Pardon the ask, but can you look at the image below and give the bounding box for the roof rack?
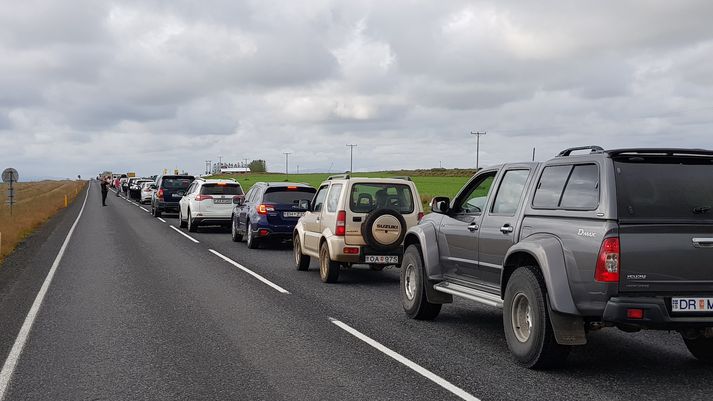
[607,148,713,157]
[391,176,413,181]
[556,146,604,157]
[327,174,350,180]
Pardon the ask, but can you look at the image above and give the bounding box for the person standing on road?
[100,178,109,206]
[114,177,121,197]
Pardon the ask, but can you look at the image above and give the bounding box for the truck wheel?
[231,216,243,242]
[294,236,310,271]
[683,335,713,363]
[400,245,441,320]
[503,266,570,369]
[319,242,339,283]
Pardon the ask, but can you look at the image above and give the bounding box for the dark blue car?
[231,182,316,248]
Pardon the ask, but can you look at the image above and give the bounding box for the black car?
[231,182,316,248]
[151,174,195,217]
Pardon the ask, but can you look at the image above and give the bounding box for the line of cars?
[109,146,713,369]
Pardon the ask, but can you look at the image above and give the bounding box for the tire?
[293,235,310,271]
[503,267,570,369]
[153,204,162,218]
[319,242,339,283]
[683,335,713,363]
[187,209,197,232]
[231,216,243,242]
[400,245,441,320]
[179,207,187,228]
[361,208,407,252]
[246,221,259,249]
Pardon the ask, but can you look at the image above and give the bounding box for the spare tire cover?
[362,208,407,251]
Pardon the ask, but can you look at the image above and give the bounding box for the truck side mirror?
[430,196,450,214]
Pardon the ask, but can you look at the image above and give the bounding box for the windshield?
[614,156,713,222]
[349,183,414,214]
[201,184,243,195]
[162,178,193,189]
[263,187,316,204]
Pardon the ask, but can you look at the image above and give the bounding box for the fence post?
[64,195,68,208]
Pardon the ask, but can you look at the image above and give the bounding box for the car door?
[237,188,253,229]
[438,170,498,278]
[239,187,258,231]
[477,168,533,284]
[181,183,196,219]
[302,184,329,254]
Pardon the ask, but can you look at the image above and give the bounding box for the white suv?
[179,179,244,232]
[293,175,423,283]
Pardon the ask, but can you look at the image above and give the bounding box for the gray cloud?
[1,0,713,180]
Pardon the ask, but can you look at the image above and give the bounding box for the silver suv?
[293,175,423,283]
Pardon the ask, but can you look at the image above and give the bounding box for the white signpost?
[2,168,18,216]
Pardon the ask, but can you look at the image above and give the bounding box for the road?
[0,181,710,400]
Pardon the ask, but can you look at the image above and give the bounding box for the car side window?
[454,172,496,215]
[312,185,329,213]
[532,165,571,208]
[491,169,530,216]
[532,164,599,210]
[326,184,343,213]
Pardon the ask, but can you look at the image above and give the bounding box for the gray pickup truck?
[400,146,713,368]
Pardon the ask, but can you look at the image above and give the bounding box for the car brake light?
[195,195,214,201]
[217,182,227,186]
[258,229,269,236]
[257,204,275,215]
[287,186,297,190]
[417,212,424,222]
[336,210,346,236]
[627,308,644,319]
[595,237,620,282]
[343,246,359,254]
[157,188,164,199]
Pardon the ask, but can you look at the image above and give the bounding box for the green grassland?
[209,170,474,208]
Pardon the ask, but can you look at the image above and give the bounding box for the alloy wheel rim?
[404,263,417,301]
[320,249,327,279]
[511,292,533,343]
[294,239,301,265]
[247,223,252,246]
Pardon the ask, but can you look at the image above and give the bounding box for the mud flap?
[547,299,587,345]
[426,281,453,304]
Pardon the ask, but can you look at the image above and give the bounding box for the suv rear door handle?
[467,223,479,232]
[500,224,514,234]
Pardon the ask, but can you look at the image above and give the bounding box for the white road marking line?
[0,184,91,401]
[157,217,167,223]
[140,207,149,213]
[328,318,480,401]
[169,225,199,243]
[209,249,290,294]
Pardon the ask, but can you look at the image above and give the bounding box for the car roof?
[199,179,241,185]
[319,177,419,185]
[255,182,314,188]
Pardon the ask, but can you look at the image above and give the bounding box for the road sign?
[2,168,18,183]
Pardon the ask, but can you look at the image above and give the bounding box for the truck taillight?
[417,212,424,222]
[336,210,346,236]
[595,237,620,282]
[157,188,164,199]
[195,195,213,201]
[257,204,275,215]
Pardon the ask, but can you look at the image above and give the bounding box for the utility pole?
[470,132,486,170]
[244,158,248,168]
[218,155,223,167]
[284,152,291,180]
[346,144,357,173]
[532,147,536,161]
[205,160,211,175]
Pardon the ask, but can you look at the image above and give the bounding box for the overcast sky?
[1,0,712,180]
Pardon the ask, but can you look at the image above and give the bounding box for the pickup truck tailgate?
[619,224,713,293]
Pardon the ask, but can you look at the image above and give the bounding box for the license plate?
[283,211,305,218]
[214,198,231,204]
[364,255,399,264]
[672,297,713,312]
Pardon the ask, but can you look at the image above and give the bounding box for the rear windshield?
[614,156,713,222]
[263,187,316,204]
[349,183,414,214]
[201,183,243,195]
[162,177,193,189]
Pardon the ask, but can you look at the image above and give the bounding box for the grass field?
[0,180,87,263]
[209,170,474,208]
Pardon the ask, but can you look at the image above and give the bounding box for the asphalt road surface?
[0,181,711,400]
